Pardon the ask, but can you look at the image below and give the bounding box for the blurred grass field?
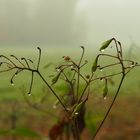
[0,46,140,99]
[0,46,140,140]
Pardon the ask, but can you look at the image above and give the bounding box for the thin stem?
[37,71,68,111]
[117,41,123,58]
[61,70,70,83]
[0,55,16,66]
[91,75,125,140]
[21,57,30,68]
[97,53,118,59]
[37,47,41,70]
[80,60,88,68]
[0,67,15,73]
[91,72,122,82]
[113,38,120,55]
[74,118,80,140]
[22,91,58,118]
[76,47,85,101]
[28,71,34,95]
[10,55,25,67]
[10,69,23,85]
[1,61,14,68]
[71,69,88,83]
[78,46,85,66]
[70,60,78,82]
[76,67,80,101]
[78,83,89,103]
[100,62,120,69]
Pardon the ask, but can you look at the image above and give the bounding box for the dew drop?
[11,83,14,86]
[99,68,103,72]
[130,64,134,68]
[100,49,104,52]
[103,97,107,100]
[56,68,60,72]
[71,65,74,68]
[74,112,79,115]
[28,93,31,96]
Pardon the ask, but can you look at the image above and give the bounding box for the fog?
[0,0,140,47]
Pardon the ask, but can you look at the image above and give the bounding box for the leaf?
[99,38,114,51]
[91,57,98,73]
[52,73,61,85]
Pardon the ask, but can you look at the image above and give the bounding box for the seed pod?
[99,38,114,52]
[52,72,61,85]
[91,57,98,73]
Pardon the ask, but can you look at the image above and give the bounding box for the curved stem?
[37,47,41,70]
[76,67,80,101]
[21,57,30,68]
[91,75,125,140]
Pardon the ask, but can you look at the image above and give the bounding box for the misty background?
[0,0,140,47]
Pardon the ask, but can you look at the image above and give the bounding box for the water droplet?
[130,64,134,68]
[100,49,104,52]
[11,83,14,86]
[28,93,31,96]
[74,112,79,115]
[103,97,107,100]
[71,65,74,68]
[56,68,60,72]
[99,68,103,72]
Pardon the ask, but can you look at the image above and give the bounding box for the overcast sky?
[0,0,140,47]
